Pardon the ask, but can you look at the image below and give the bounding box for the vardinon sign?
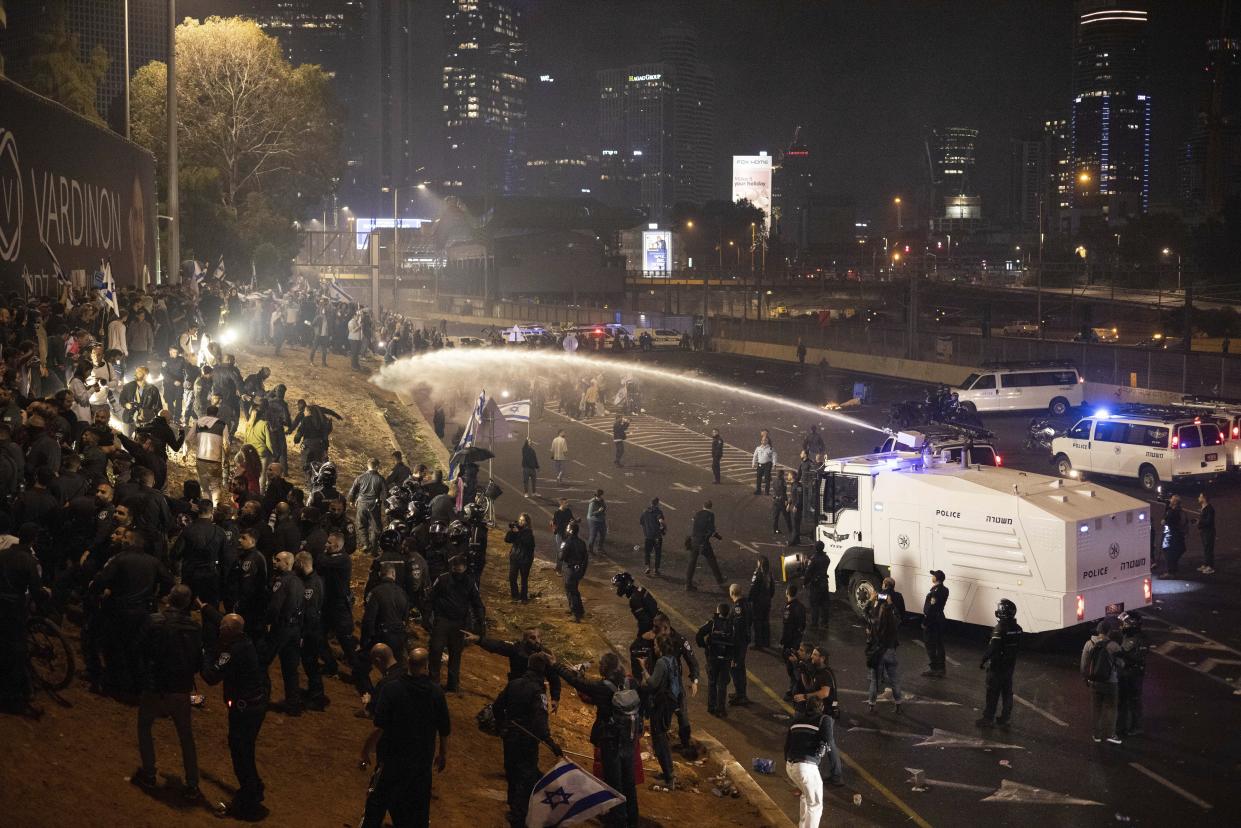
[0,77,157,290]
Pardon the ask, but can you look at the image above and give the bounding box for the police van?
[813,451,1151,632]
[1050,405,1227,492]
[877,425,1001,467]
[956,360,1084,416]
[1179,396,1241,470]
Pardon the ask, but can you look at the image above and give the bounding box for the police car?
[877,424,1001,467]
[1050,405,1227,492]
[957,360,1084,416]
[1178,396,1241,470]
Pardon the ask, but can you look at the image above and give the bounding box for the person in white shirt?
[107,309,129,362]
[550,430,569,483]
[752,431,777,495]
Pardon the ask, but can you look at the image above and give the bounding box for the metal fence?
[712,316,1241,396]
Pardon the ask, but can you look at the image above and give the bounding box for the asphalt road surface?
[422,334,1241,826]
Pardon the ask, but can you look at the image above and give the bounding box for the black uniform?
[361,672,451,828]
[0,543,41,706]
[228,548,269,640]
[803,551,830,629]
[729,597,752,702]
[359,580,410,695]
[263,569,306,710]
[695,613,735,717]
[93,550,174,694]
[686,508,724,588]
[710,434,725,483]
[174,517,227,607]
[665,627,700,749]
[494,669,560,826]
[297,569,327,706]
[465,520,488,586]
[922,583,949,674]
[557,534,588,620]
[201,606,268,817]
[1117,628,1147,736]
[316,546,358,682]
[428,570,485,691]
[639,504,666,573]
[627,586,659,635]
[781,597,808,696]
[980,617,1022,723]
[477,637,562,705]
[748,567,776,648]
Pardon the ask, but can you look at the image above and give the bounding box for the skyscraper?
[597,66,675,219]
[1179,35,1241,217]
[441,0,527,199]
[0,0,169,131]
[1043,115,1073,234]
[926,126,981,232]
[1071,1,1151,220]
[1008,136,1045,231]
[776,127,814,252]
[597,26,715,220]
[660,26,716,207]
[523,71,598,199]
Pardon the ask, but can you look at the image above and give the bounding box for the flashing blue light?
[1079,525,1089,533]
[1093,408,1110,419]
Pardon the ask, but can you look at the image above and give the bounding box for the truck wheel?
[1049,397,1070,417]
[1055,454,1073,478]
[847,572,881,619]
[1138,464,1160,492]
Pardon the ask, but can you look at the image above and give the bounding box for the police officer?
[728,583,753,706]
[710,428,725,484]
[781,584,808,701]
[364,530,418,603]
[0,527,43,714]
[321,497,357,556]
[685,500,725,592]
[428,555,486,692]
[651,612,699,754]
[1117,611,1147,737]
[976,598,1022,728]
[555,521,588,622]
[612,570,659,635]
[465,628,562,712]
[92,532,175,695]
[293,551,329,711]
[463,501,489,587]
[921,570,949,678]
[359,563,410,698]
[494,652,562,826]
[802,542,830,630]
[316,530,359,684]
[173,500,227,609]
[200,609,268,820]
[263,551,306,715]
[227,528,268,641]
[639,497,666,576]
[695,602,735,719]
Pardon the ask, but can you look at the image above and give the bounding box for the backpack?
[708,618,734,662]
[603,678,642,743]
[653,655,682,708]
[1082,640,1113,683]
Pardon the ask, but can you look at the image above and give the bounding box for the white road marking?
[1013,694,1069,727]
[572,459,587,467]
[660,501,678,511]
[625,484,643,494]
[982,780,1102,806]
[597,471,612,479]
[672,482,702,493]
[1129,763,1213,810]
[914,728,1024,750]
[838,689,960,706]
[732,540,760,554]
[1143,615,1241,691]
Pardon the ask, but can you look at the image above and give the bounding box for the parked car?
[1002,320,1039,337]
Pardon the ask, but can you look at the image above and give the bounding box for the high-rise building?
[1071,1,1151,220]
[776,127,814,252]
[0,0,169,132]
[660,26,715,207]
[597,65,674,219]
[597,26,715,220]
[523,71,598,198]
[1008,136,1045,230]
[1043,116,1073,233]
[441,0,527,199]
[926,126,981,232]
[1179,35,1241,217]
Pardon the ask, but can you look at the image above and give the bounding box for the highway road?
[408,336,1241,826]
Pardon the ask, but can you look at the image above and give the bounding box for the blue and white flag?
[99,259,119,318]
[326,279,353,304]
[211,255,226,281]
[41,237,69,285]
[525,760,624,827]
[449,390,487,480]
[498,399,531,423]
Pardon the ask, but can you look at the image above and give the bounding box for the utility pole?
[166,0,179,283]
[123,0,131,140]
[1036,192,1044,339]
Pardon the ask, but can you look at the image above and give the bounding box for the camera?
[876,592,890,602]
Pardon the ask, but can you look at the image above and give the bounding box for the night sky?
[524,0,1229,223]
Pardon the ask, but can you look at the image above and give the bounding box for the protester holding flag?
[551,652,638,827]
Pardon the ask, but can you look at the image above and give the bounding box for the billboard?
[0,77,157,289]
[642,230,671,273]
[732,154,773,232]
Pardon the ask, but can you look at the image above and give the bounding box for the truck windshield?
[961,373,980,390]
[823,472,858,523]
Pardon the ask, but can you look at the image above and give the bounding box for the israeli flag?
[211,255,226,281]
[41,238,69,285]
[449,390,487,480]
[499,399,531,423]
[99,260,120,318]
[525,760,624,827]
[327,279,353,304]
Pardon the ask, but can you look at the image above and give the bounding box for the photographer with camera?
[505,513,535,602]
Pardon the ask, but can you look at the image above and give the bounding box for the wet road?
[419,336,1241,826]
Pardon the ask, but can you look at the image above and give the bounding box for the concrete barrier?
[710,337,973,386]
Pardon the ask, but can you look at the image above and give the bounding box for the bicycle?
[26,608,76,692]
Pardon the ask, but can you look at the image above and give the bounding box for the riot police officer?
[463,502,489,587]
[263,552,306,715]
[695,603,735,719]
[1117,611,1147,737]
[358,564,410,698]
[227,528,268,641]
[612,571,659,635]
[802,542,830,630]
[976,598,1022,727]
[921,570,949,677]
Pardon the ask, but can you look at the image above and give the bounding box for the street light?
[381,186,399,307]
[894,196,903,231]
[1077,171,1092,185]
[1162,247,1183,291]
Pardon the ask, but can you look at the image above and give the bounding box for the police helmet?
[1118,610,1142,631]
[313,461,337,488]
[462,503,480,523]
[611,571,635,597]
[379,529,402,553]
[995,598,1017,621]
[428,520,449,542]
[447,519,469,542]
[386,495,406,513]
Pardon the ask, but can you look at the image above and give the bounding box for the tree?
[21,0,109,124]
[1,0,8,75]
[131,16,342,281]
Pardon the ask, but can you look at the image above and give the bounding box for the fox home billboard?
[731,154,772,233]
[0,77,157,289]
